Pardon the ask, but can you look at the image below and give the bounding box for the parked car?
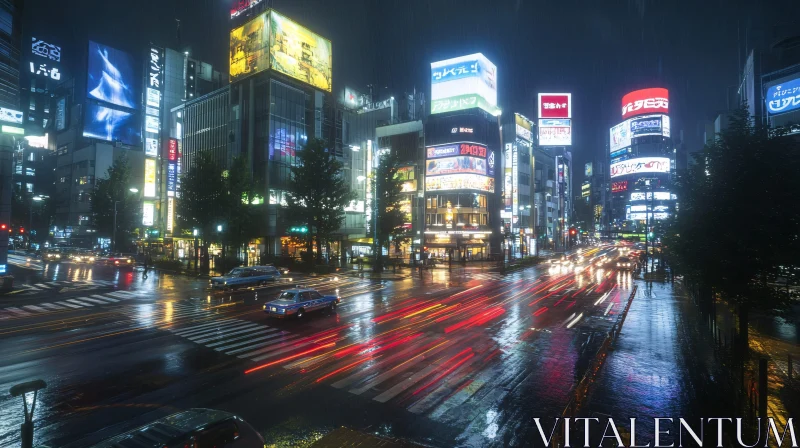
[88,408,264,448]
[263,288,340,319]
[210,265,281,290]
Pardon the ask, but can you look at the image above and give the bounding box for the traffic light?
[19,227,24,234]
[569,228,577,236]
[0,223,6,231]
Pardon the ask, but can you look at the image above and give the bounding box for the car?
[616,256,636,271]
[71,249,97,263]
[100,253,135,267]
[263,288,340,319]
[87,408,263,448]
[210,265,281,290]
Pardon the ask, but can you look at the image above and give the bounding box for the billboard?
[142,202,154,226]
[609,120,631,152]
[630,191,671,201]
[87,41,138,110]
[425,174,494,193]
[538,119,572,146]
[585,162,593,177]
[581,181,590,198]
[430,53,498,115]
[82,102,141,145]
[766,77,800,115]
[144,158,156,197]
[538,93,571,119]
[229,10,332,92]
[0,107,23,124]
[167,162,177,197]
[621,88,668,119]
[630,114,670,138]
[426,143,487,159]
[610,157,670,178]
[55,97,67,131]
[145,138,158,157]
[611,180,628,193]
[426,156,487,176]
[515,113,533,142]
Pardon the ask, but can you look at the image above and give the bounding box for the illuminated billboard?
[585,162,593,177]
[0,107,23,124]
[83,102,141,145]
[430,53,498,115]
[515,113,533,142]
[425,174,494,193]
[426,156,487,176]
[766,77,800,115]
[610,157,670,178]
[230,10,332,92]
[538,93,571,119]
[630,114,670,138]
[142,202,154,226]
[611,181,628,193]
[631,191,672,201]
[144,158,156,197]
[87,41,138,110]
[538,119,572,146]
[426,143,487,159]
[621,88,668,119]
[609,120,631,152]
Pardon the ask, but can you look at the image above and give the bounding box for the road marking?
[39,303,65,310]
[56,301,81,308]
[66,298,94,307]
[209,329,282,350]
[180,321,254,339]
[191,324,266,344]
[22,305,48,312]
[5,307,32,316]
[80,297,114,305]
[172,319,239,336]
[108,290,136,297]
[91,294,119,302]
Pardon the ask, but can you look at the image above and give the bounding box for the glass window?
[25,183,33,193]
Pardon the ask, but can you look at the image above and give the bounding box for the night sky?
[27,0,794,171]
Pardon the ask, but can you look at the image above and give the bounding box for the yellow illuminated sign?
[230,10,332,92]
[144,158,156,197]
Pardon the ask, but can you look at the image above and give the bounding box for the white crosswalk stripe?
[5,307,32,316]
[22,305,47,312]
[168,318,299,362]
[39,303,65,310]
[91,294,119,302]
[56,301,82,308]
[67,298,94,306]
[79,297,114,304]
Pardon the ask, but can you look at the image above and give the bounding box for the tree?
[177,152,227,268]
[226,155,260,256]
[90,154,137,251]
[372,151,406,272]
[285,138,354,266]
[669,105,800,349]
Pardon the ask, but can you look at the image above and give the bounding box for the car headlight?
[263,305,267,310]
[127,259,131,263]
[56,254,61,259]
[279,308,285,314]
[223,281,227,285]
[89,257,95,262]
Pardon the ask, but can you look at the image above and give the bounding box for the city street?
[0,247,636,447]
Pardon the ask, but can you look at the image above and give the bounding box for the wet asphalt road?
[0,247,636,448]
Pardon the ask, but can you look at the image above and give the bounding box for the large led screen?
[425,174,494,193]
[766,77,800,116]
[431,53,498,115]
[269,10,332,92]
[82,102,141,145]
[609,120,631,153]
[426,156,486,176]
[230,11,332,92]
[610,157,670,178]
[87,41,138,110]
[621,88,668,120]
[538,119,572,146]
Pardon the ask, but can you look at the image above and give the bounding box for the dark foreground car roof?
[89,408,236,448]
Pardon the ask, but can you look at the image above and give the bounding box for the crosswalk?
[168,318,300,362]
[468,272,507,281]
[0,289,139,319]
[16,279,116,292]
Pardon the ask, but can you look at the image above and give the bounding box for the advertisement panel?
[629,114,670,137]
[585,162,593,177]
[611,180,628,193]
[426,143,487,159]
[167,138,178,161]
[538,93,571,119]
[229,11,332,92]
[487,150,496,177]
[142,202,154,226]
[83,102,141,145]
[144,158,156,197]
[0,107,23,124]
[609,120,631,152]
[425,174,494,193]
[515,113,533,142]
[766,77,800,115]
[630,191,671,201]
[581,181,591,198]
[538,119,572,146]
[627,212,669,221]
[621,88,668,119]
[610,157,670,178]
[268,10,332,92]
[145,138,158,157]
[167,162,177,197]
[504,144,512,211]
[166,197,175,232]
[87,41,138,110]
[55,97,66,131]
[430,53,498,115]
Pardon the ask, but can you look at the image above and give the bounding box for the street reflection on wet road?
[0,248,644,447]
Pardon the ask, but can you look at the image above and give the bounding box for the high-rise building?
[501,113,535,257]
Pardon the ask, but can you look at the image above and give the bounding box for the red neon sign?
[621,88,669,119]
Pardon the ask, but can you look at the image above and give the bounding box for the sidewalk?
[582,280,734,444]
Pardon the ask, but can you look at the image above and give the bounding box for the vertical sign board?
[143,45,164,228]
[166,197,175,232]
[167,138,178,197]
[512,144,518,224]
[504,143,512,214]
